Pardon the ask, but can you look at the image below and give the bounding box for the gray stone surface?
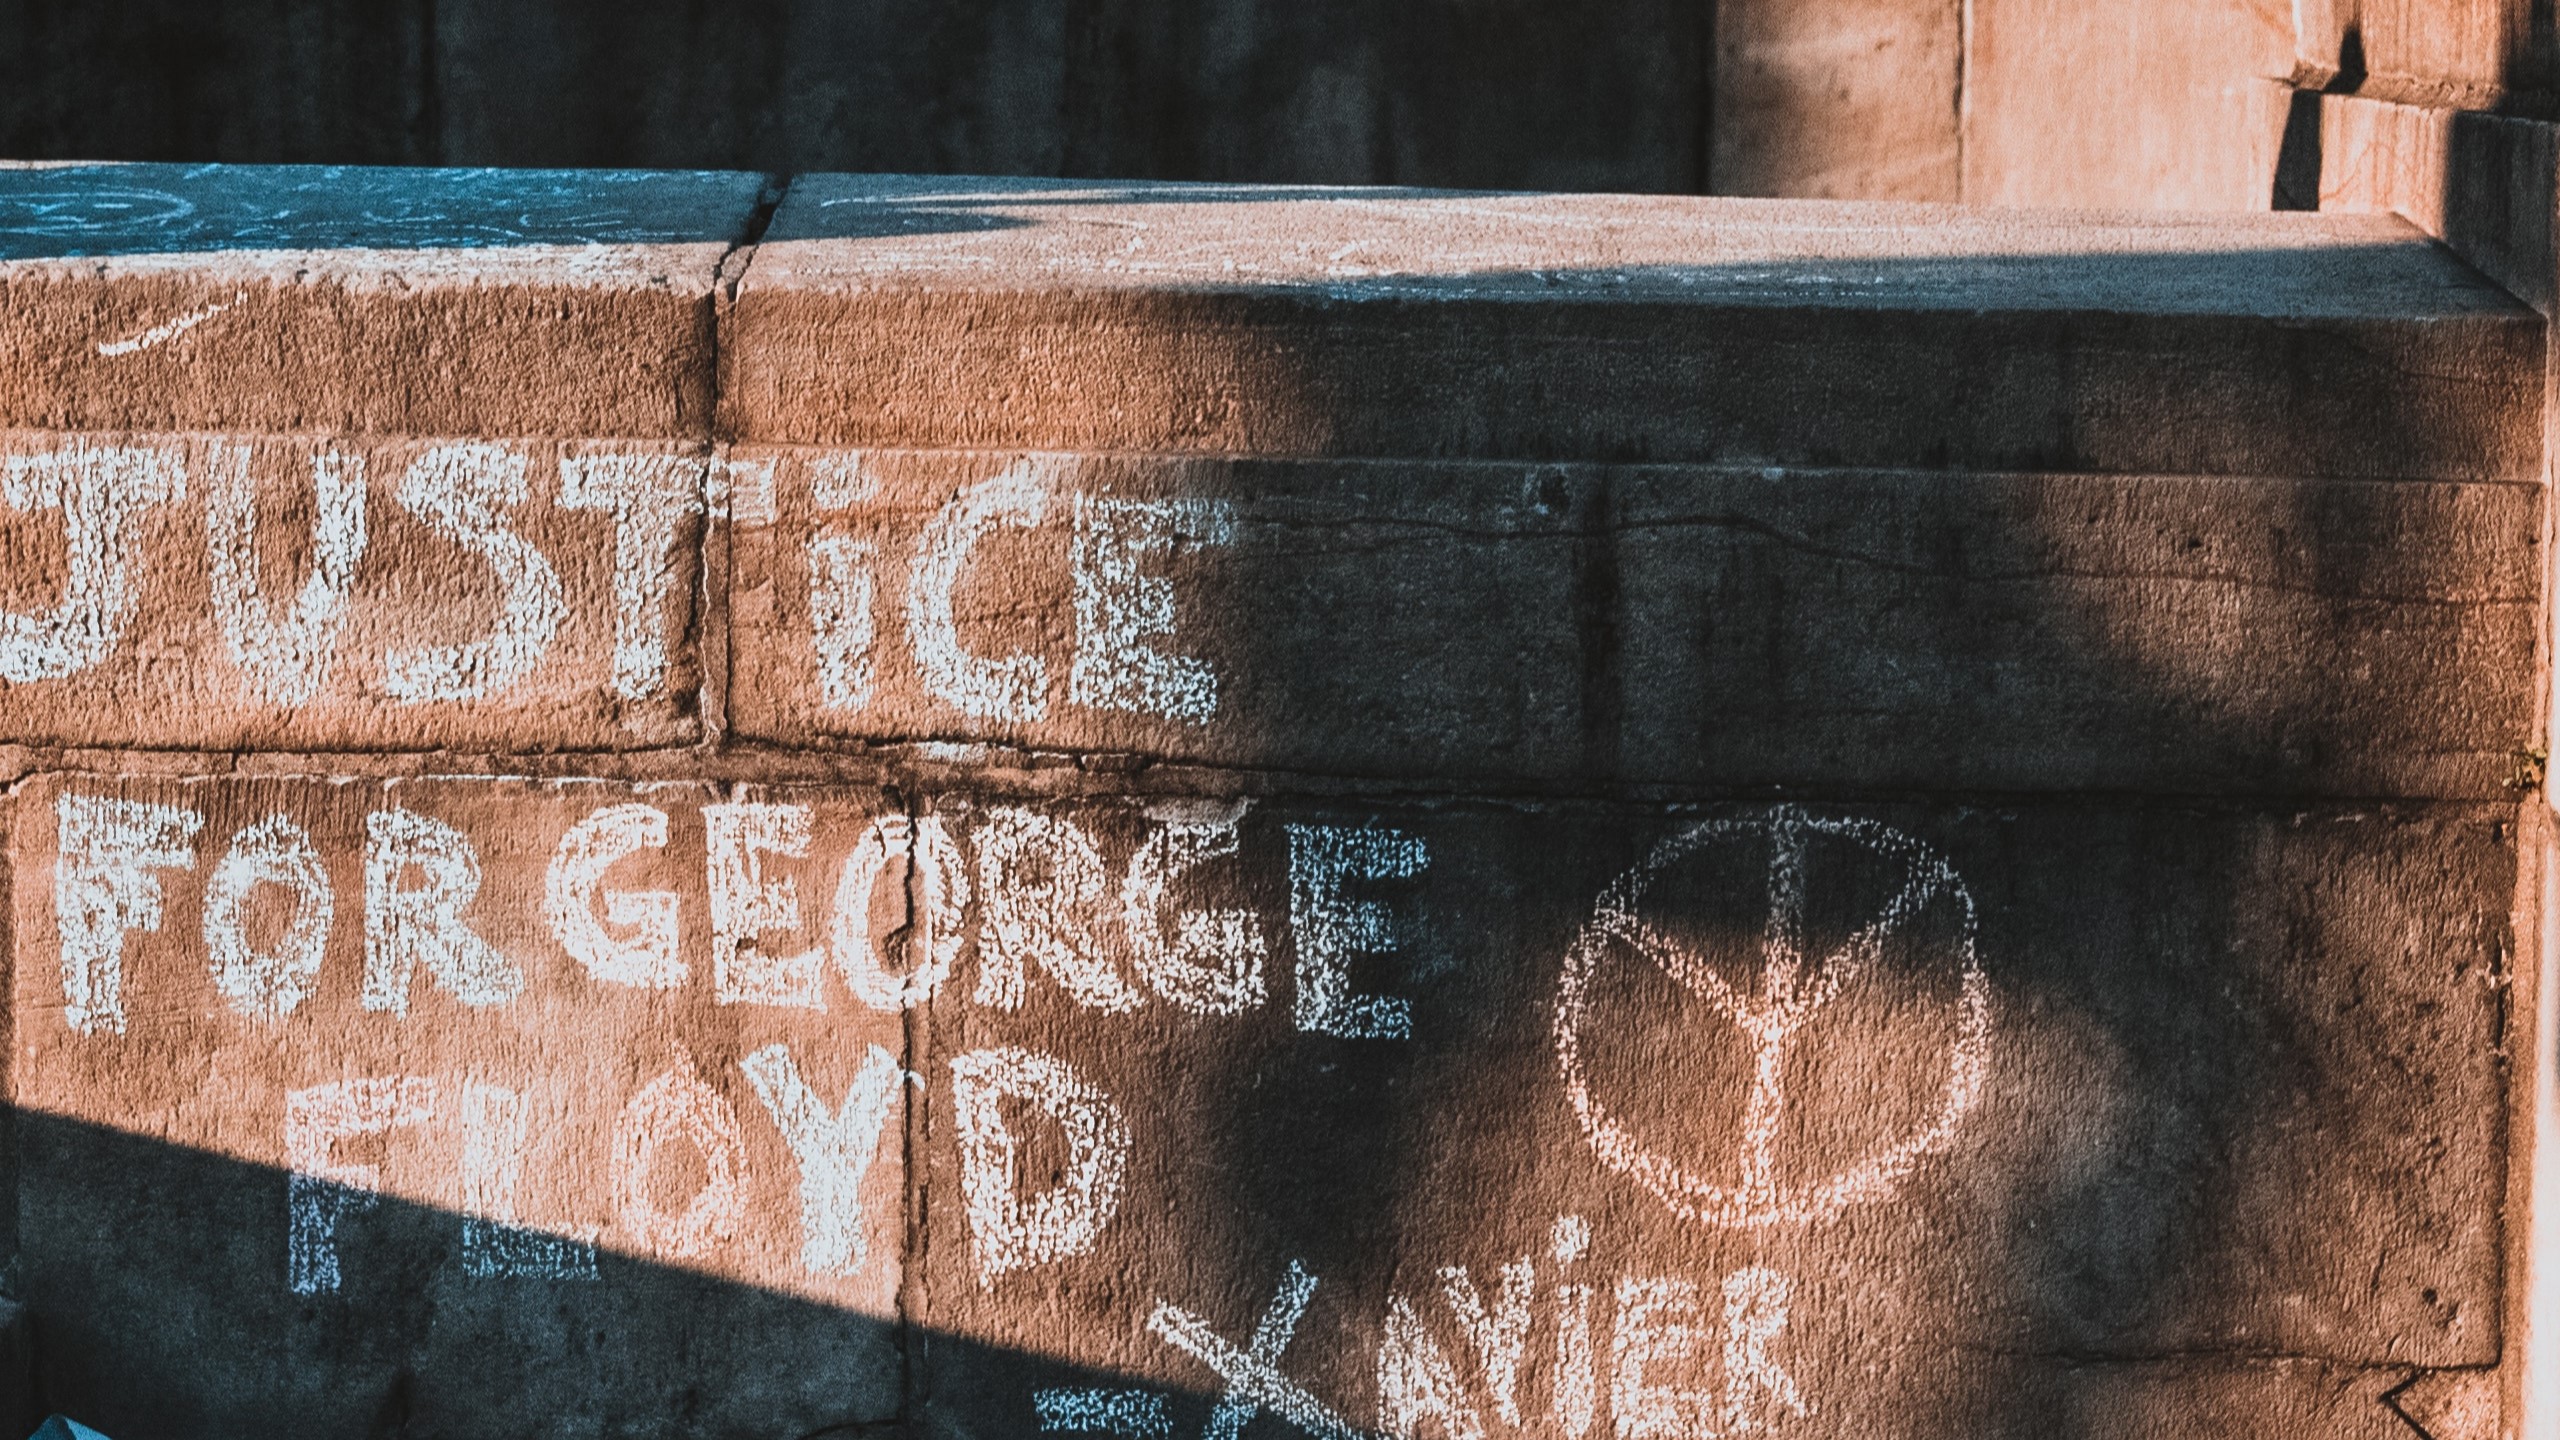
[0,163,766,436]
[728,178,2542,477]
[0,163,765,260]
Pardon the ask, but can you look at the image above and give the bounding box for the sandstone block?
[0,432,709,751]
[5,777,2507,1436]
[727,446,2536,798]
[725,178,2541,480]
[0,163,765,436]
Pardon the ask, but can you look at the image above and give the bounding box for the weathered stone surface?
[2289,0,2534,110]
[2308,93,2557,316]
[0,431,704,751]
[1989,1358,2442,1440]
[890,793,2505,1433]
[1963,0,2297,212]
[726,177,2542,479]
[1713,0,1960,200]
[0,159,2534,1440]
[2391,1364,2502,1440]
[0,163,764,436]
[10,773,904,1437]
[4,775,2508,1435]
[727,446,2535,798]
[0,1300,26,1438]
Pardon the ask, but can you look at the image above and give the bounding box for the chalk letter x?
[1148,1260,1370,1440]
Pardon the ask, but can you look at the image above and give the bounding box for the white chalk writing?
[54,793,201,1036]
[1555,808,1990,1229]
[952,1044,1131,1285]
[740,1041,908,1277]
[808,534,879,711]
[975,806,1146,1013]
[1069,495,1232,723]
[1379,1293,1487,1440]
[203,812,332,1022]
[1287,825,1425,1039]
[286,1075,437,1295]
[705,802,826,1009]
[1151,1260,1362,1440]
[557,451,702,702]
[1439,1259,1535,1427]
[0,442,182,682]
[806,450,881,712]
[612,1066,748,1261]
[460,1080,600,1280]
[909,457,1059,721]
[828,812,969,1010]
[381,443,566,703]
[205,443,366,705]
[546,802,684,989]
[1124,811,1266,1015]
[1037,1389,1174,1439]
[362,806,524,1015]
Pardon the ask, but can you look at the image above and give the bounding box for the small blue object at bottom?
[1034,1387,1173,1439]
[30,1417,110,1440]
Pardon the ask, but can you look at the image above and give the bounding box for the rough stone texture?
[902,794,2506,1436]
[0,1301,26,1437]
[2390,1364,2502,1440]
[2306,93,2558,314]
[1963,0,2298,211]
[0,432,703,751]
[727,178,2542,478]
[0,163,2536,1440]
[728,446,2537,799]
[1712,0,1960,200]
[2289,0,2539,110]
[9,773,904,1438]
[0,163,765,436]
[0,777,2512,1436]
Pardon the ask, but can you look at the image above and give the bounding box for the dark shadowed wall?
[0,0,1711,192]
[40,0,2536,209]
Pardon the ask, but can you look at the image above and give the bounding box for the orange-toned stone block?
[11,773,905,1435]
[724,445,2536,800]
[0,164,764,437]
[0,432,706,750]
[724,177,2541,483]
[3,776,2510,1437]
[886,795,2503,1438]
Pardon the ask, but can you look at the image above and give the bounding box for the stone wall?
[0,162,2542,1439]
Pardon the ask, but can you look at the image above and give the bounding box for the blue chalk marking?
[1034,1388,1172,1439]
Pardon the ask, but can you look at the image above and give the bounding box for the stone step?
[727,449,2536,799]
[0,163,766,437]
[9,773,2506,1438]
[727,176,2542,480]
[0,164,2540,796]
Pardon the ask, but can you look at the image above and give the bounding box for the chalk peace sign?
[1553,808,1992,1230]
